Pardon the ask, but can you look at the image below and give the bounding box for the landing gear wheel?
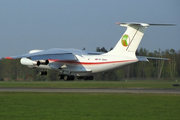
[88,76,93,80]
[69,75,75,81]
[63,75,75,81]
[39,71,47,76]
[77,76,93,80]
[64,75,69,81]
[58,74,65,80]
[43,71,47,75]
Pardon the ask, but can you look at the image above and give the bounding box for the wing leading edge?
[6,48,77,61]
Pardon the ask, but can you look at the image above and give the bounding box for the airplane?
[5,22,174,80]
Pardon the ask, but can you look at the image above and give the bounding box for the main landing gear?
[39,71,47,75]
[58,74,75,81]
[58,74,93,81]
[76,76,93,80]
[39,71,94,81]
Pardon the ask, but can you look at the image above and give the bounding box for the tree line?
[0,47,180,81]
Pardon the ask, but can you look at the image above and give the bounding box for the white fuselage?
[28,52,138,76]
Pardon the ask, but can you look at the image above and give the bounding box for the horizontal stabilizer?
[145,57,170,60]
[137,56,170,62]
[116,22,176,27]
[137,56,149,62]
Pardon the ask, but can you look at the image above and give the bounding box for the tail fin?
[108,22,149,54]
[108,22,175,55]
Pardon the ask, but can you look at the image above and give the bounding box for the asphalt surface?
[0,88,180,94]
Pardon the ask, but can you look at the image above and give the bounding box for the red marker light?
[5,57,13,59]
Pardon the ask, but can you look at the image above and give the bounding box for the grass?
[0,80,180,89]
[0,92,180,120]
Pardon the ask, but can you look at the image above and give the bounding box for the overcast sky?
[0,0,179,58]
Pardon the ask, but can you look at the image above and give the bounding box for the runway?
[0,88,180,94]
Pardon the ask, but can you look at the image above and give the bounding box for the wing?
[86,51,104,55]
[137,56,170,62]
[5,48,77,61]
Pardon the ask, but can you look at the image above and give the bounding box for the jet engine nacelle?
[29,49,43,54]
[20,58,49,67]
[20,58,37,66]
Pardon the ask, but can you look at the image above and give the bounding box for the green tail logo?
[121,35,129,47]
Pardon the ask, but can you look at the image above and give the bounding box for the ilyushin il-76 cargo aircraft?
[6,22,174,80]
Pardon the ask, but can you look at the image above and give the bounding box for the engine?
[29,49,43,54]
[20,58,37,66]
[36,60,49,66]
[20,58,49,67]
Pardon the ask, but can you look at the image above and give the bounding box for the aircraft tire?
[84,76,93,80]
[64,75,75,81]
[44,71,47,75]
[39,71,47,76]
[58,74,65,80]
[69,75,75,81]
[89,76,93,80]
[77,76,83,79]
[64,75,69,81]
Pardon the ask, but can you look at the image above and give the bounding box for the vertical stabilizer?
[108,23,149,54]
